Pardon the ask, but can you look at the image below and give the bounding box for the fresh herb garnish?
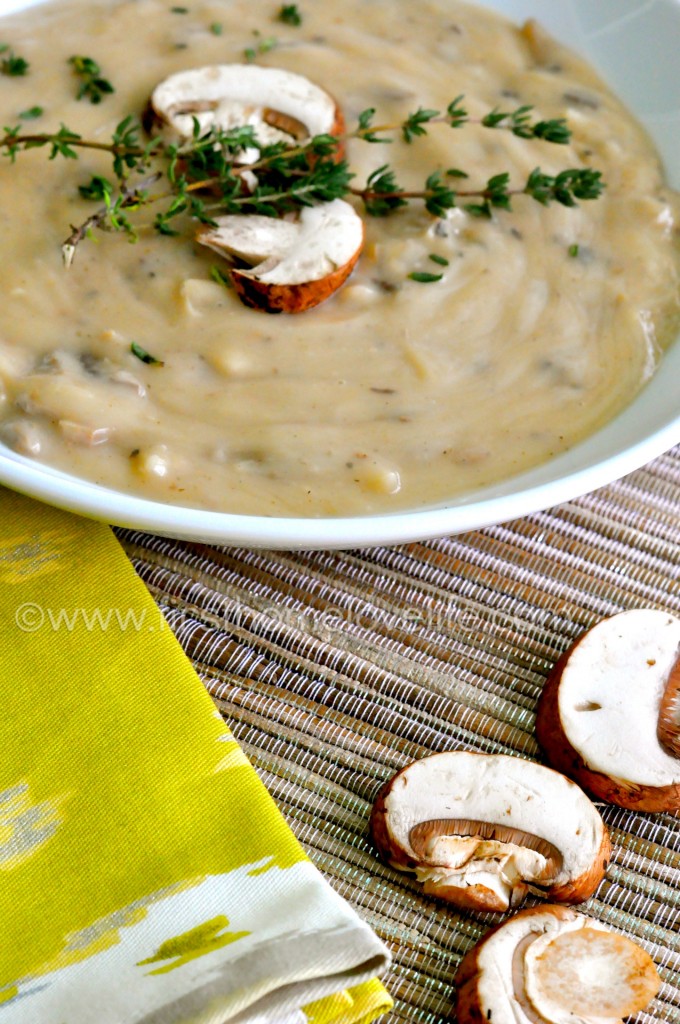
[0,96,605,268]
[402,107,439,144]
[278,4,302,26]
[361,165,407,217]
[408,271,443,284]
[170,5,189,12]
[78,174,114,201]
[210,264,232,289]
[19,106,43,120]
[1,47,29,77]
[131,341,164,365]
[68,55,114,104]
[429,253,449,266]
[524,167,603,205]
[244,33,278,62]
[568,243,579,258]
[210,22,223,35]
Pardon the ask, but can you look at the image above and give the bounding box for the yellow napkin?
[0,489,392,1024]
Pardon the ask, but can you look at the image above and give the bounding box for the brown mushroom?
[146,64,345,157]
[196,200,364,313]
[369,751,610,914]
[455,905,661,1024]
[535,609,680,812]
[658,643,680,758]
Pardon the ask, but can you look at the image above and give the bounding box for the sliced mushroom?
[369,751,610,913]
[0,419,44,457]
[455,905,660,1024]
[146,64,344,157]
[110,370,147,397]
[535,609,680,812]
[58,420,112,447]
[659,648,680,758]
[196,199,365,313]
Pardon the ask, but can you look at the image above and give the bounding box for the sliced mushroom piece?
[146,64,344,157]
[455,905,661,1024]
[369,751,610,913]
[196,199,364,313]
[109,370,147,397]
[58,420,112,447]
[535,609,680,812]
[659,648,680,758]
[0,419,44,457]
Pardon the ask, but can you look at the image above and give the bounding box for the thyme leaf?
[361,165,407,216]
[78,174,114,200]
[210,264,232,288]
[446,95,468,127]
[278,4,302,26]
[409,271,443,283]
[49,125,82,160]
[1,49,29,77]
[244,32,278,62]
[68,55,114,104]
[130,341,164,365]
[524,166,603,206]
[111,115,144,179]
[356,107,390,144]
[402,107,439,143]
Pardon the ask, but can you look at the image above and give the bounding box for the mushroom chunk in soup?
[0,0,679,516]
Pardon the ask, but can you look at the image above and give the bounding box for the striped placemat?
[116,445,680,1024]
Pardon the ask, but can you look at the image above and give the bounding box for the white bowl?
[1,0,679,548]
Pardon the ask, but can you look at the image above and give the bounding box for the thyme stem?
[0,132,136,154]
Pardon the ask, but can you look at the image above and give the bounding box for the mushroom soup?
[0,0,679,516]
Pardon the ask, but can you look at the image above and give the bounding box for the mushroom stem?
[455,905,661,1024]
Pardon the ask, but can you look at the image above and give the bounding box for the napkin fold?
[0,489,392,1024]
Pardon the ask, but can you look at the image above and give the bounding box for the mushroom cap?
[536,609,680,812]
[148,64,344,148]
[196,200,365,313]
[370,751,610,911]
[455,905,660,1024]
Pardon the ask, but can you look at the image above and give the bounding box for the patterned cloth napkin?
[0,489,392,1024]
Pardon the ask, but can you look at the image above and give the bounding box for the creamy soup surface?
[0,0,679,516]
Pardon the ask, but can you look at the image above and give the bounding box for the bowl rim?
[1,407,678,548]
[1,0,679,547]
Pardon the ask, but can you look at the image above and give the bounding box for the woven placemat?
[116,445,680,1024]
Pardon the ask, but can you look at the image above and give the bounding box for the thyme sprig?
[19,106,44,121]
[0,96,605,264]
[361,99,572,146]
[62,172,162,267]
